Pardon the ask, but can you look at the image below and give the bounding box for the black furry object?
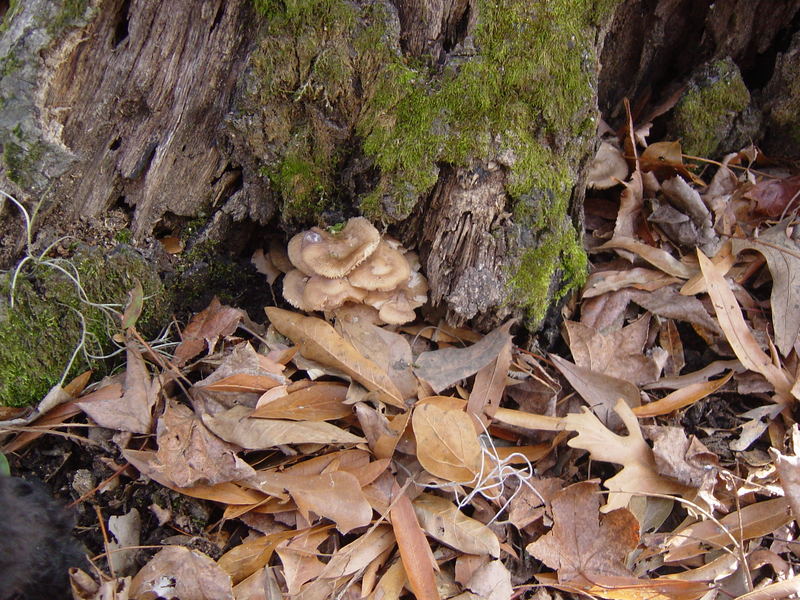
[0,476,88,600]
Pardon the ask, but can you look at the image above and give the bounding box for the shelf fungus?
[275,217,428,325]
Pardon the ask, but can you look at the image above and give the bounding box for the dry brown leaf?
[152,402,256,487]
[565,316,663,386]
[633,371,733,417]
[771,448,800,528]
[77,344,157,434]
[390,484,439,600]
[582,267,679,298]
[597,237,695,279]
[697,249,793,398]
[412,403,482,483]
[467,321,513,426]
[413,320,513,394]
[201,404,364,448]
[275,471,374,533]
[665,497,792,562]
[194,342,286,392]
[549,353,640,426]
[275,528,328,595]
[338,320,418,400]
[412,492,500,557]
[465,559,513,600]
[612,170,644,249]
[266,307,405,408]
[355,402,411,459]
[130,545,233,600]
[218,527,323,585]
[173,297,245,367]
[319,525,396,579]
[123,448,268,505]
[251,382,351,421]
[565,399,689,511]
[526,481,639,583]
[732,219,800,357]
[628,286,722,335]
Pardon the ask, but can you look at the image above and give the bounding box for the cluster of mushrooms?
[272,217,428,325]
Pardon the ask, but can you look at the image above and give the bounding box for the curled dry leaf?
[412,403,482,483]
[251,382,351,421]
[390,484,439,600]
[173,297,245,367]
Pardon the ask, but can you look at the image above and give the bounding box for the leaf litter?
[4,128,800,600]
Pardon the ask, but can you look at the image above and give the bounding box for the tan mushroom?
[331,303,382,325]
[297,217,381,278]
[268,240,294,273]
[302,276,367,311]
[378,293,417,325]
[287,233,317,275]
[282,269,312,311]
[347,241,410,291]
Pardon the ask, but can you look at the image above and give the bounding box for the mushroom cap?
[405,271,429,307]
[587,141,628,189]
[282,269,312,311]
[269,240,294,273]
[347,241,411,291]
[287,233,317,275]
[302,276,367,311]
[378,293,417,325]
[331,303,382,325]
[298,217,381,278]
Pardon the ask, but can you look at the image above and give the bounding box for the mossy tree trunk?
[0,0,798,334]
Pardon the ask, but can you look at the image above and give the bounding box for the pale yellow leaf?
[413,493,500,557]
[412,403,482,483]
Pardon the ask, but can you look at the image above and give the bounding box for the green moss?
[252,0,609,323]
[0,51,21,77]
[0,0,22,33]
[47,0,90,35]
[3,139,44,188]
[0,246,167,407]
[114,228,134,244]
[671,58,750,158]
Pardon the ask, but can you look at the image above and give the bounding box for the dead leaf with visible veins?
[266,307,405,408]
[77,343,158,434]
[412,493,500,557]
[251,382,351,421]
[173,297,245,367]
[151,402,256,487]
[390,483,440,600]
[412,403,482,483]
[526,481,639,583]
[465,559,513,600]
[201,404,364,448]
[194,342,286,393]
[130,545,234,600]
[565,315,663,386]
[275,528,328,595]
[564,399,689,511]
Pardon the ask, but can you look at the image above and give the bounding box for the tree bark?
[0,0,798,329]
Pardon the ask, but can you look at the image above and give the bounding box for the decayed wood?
[37,0,266,239]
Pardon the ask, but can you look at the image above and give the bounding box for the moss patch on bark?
[0,246,166,407]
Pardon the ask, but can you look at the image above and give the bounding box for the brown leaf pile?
[5,132,800,600]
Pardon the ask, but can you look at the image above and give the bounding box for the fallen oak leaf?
[266,307,405,408]
[565,399,689,511]
[633,371,733,417]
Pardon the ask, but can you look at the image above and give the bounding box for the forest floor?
[3,116,800,600]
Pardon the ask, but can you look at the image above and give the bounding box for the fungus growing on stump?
[275,217,428,325]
